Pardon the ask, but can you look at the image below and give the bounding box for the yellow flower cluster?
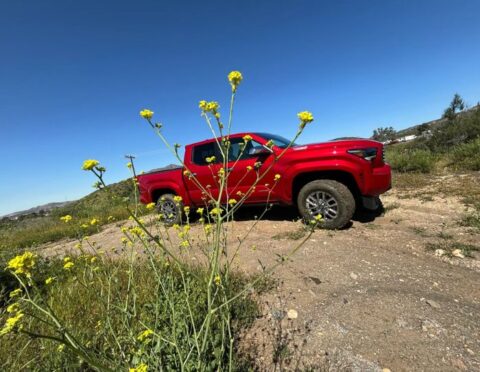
[205,156,216,164]
[173,195,183,203]
[218,168,225,178]
[82,159,99,171]
[228,70,243,92]
[7,252,36,278]
[63,257,74,270]
[9,288,22,298]
[196,207,204,215]
[140,109,154,119]
[129,226,144,237]
[242,134,252,142]
[214,275,221,286]
[297,111,314,129]
[45,277,55,285]
[137,329,154,342]
[60,215,72,223]
[228,199,237,206]
[199,100,220,113]
[130,363,148,372]
[274,174,281,181]
[0,306,24,336]
[146,202,156,210]
[209,207,223,216]
[184,206,190,214]
[90,218,99,226]
[127,162,133,169]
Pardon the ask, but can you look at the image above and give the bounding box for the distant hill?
[394,104,479,138]
[3,201,73,219]
[2,163,182,220]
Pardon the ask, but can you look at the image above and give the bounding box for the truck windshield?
[255,133,297,148]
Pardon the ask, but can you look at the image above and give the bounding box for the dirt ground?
[42,174,480,371]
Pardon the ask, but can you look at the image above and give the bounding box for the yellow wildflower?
[242,134,252,142]
[228,199,237,206]
[209,207,223,216]
[81,223,89,229]
[228,70,243,92]
[63,261,74,270]
[57,344,65,352]
[60,215,72,223]
[274,174,281,181]
[196,207,204,215]
[121,237,128,244]
[180,240,190,248]
[254,161,262,169]
[130,363,148,372]
[139,109,154,119]
[199,100,208,110]
[7,252,36,278]
[246,165,253,171]
[184,206,190,214]
[0,311,24,336]
[205,156,216,164]
[218,168,225,177]
[183,169,191,177]
[9,288,22,298]
[314,214,322,222]
[6,303,20,314]
[126,162,133,169]
[90,218,99,226]
[90,256,97,264]
[173,195,183,203]
[146,202,156,210]
[265,139,274,148]
[206,101,219,112]
[107,215,115,222]
[297,111,314,128]
[82,159,99,171]
[137,329,154,342]
[214,275,221,286]
[204,224,213,234]
[45,277,55,285]
[129,226,144,236]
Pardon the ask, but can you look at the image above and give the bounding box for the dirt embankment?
[42,174,480,371]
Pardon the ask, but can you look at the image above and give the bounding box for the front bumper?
[363,164,392,196]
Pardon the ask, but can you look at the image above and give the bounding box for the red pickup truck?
[138,132,391,229]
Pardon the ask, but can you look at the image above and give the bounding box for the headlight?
[347,148,378,161]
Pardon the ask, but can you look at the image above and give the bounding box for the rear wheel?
[156,193,182,226]
[297,180,355,229]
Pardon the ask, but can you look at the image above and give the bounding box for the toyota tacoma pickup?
[138,133,391,229]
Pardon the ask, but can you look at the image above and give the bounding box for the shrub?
[448,138,480,171]
[386,147,436,173]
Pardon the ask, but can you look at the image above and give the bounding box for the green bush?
[0,257,263,370]
[386,147,436,173]
[448,138,480,171]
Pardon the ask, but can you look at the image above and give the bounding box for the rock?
[383,369,392,372]
[350,272,358,280]
[452,249,465,258]
[435,249,445,257]
[451,358,467,370]
[287,309,298,319]
[426,299,441,309]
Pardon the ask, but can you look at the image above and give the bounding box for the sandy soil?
[41,175,480,371]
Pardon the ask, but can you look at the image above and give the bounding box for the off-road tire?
[297,180,356,229]
[156,193,183,226]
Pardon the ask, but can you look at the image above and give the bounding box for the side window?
[228,138,264,162]
[192,143,220,165]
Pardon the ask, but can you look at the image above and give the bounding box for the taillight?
[347,147,378,161]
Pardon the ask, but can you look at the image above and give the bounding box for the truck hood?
[292,138,381,151]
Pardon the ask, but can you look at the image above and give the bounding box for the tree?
[372,126,396,142]
[442,93,465,120]
[416,123,430,136]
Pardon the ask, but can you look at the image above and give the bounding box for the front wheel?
[297,180,356,229]
[156,193,182,226]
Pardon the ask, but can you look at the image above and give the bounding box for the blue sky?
[1,0,479,216]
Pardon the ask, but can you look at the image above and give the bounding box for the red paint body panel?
[137,133,391,207]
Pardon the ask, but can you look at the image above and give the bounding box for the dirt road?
[43,174,480,371]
